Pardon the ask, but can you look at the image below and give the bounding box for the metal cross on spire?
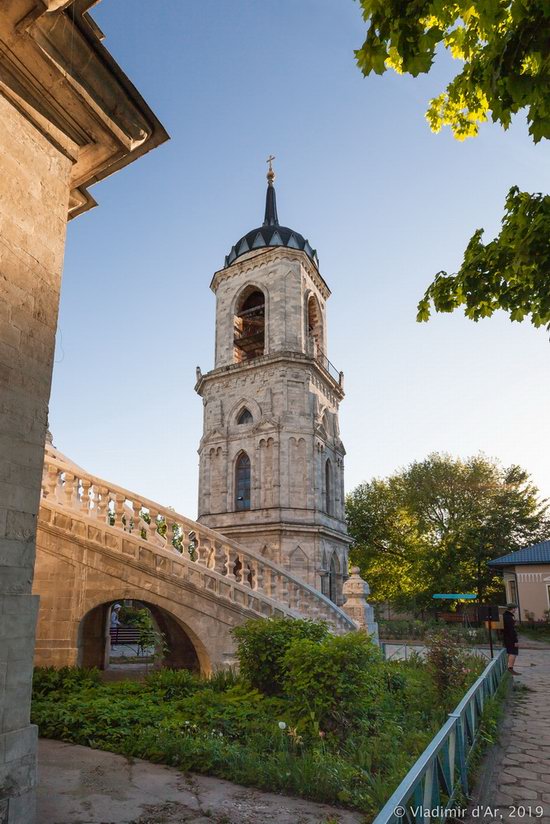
[266,154,276,183]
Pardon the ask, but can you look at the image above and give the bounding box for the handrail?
[40,447,356,633]
[372,649,508,824]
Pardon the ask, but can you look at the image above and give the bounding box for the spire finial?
[266,154,276,185]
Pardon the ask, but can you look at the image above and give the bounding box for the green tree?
[346,453,548,609]
[355,0,550,330]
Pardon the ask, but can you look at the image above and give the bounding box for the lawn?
[32,619,486,819]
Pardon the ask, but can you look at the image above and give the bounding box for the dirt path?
[37,739,363,824]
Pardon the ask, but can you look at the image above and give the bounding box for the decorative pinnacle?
[266,154,276,184]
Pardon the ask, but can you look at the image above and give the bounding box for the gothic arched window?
[237,408,253,425]
[325,458,332,515]
[234,288,265,363]
[235,452,251,511]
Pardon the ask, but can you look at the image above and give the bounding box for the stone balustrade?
[40,449,356,635]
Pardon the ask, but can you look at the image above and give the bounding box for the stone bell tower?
[195,160,351,603]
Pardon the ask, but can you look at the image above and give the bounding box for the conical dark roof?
[224,179,318,269]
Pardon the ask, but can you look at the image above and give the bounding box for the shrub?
[283,631,383,736]
[233,617,328,695]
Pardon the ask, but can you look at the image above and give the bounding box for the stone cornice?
[195,351,345,400]
[209,246,331,301]
[0,0,168,217]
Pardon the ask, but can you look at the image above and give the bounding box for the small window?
[237,408,253,425]
[235,452,251,511]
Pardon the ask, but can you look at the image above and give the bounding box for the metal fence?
[315,350,342,385]
[373,649,508,824]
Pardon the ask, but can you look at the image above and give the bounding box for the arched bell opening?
[77,599,201,674]
[234,287,265,363]
[307,294,323,356]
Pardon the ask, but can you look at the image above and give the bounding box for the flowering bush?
[425,629,483,701]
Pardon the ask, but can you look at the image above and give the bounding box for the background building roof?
[489,540,550,567]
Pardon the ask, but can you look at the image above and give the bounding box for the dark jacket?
[503,610,518,644]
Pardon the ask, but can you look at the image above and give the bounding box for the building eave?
[209,246,331,300]
[1,0,169,219]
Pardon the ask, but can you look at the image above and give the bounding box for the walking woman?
[503,603,520,675]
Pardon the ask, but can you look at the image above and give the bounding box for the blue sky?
[50,0,550,516]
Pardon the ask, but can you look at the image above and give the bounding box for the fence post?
[451,715,468,796]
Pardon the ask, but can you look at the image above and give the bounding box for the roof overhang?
[0,0,169,218]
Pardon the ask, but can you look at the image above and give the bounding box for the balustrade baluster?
[131,502,141,534]
[294,583,302,613]
[63,473,75,508]
[113,493,125,529]
[95,487,108,522]
[44,464,59,500]
[196,539,211,566]
[80,480,91,515]
[254,560,264,592]
[262,565,272,597]
[213,543,227,575]
[243,558,254,589]
[280,574,289,606]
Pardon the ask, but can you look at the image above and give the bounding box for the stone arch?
[233,284,267,363]
[76,593,211,675]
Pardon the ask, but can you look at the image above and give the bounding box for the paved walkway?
[37,739,363,824]
[468,648,550,823]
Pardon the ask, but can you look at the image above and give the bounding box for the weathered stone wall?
[197,248,351,600]
[33,504,262,674]
[0,93,71,824]
[213,252,328,368]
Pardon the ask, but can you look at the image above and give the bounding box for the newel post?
[342,567,379,644]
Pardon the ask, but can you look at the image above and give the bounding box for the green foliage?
[347,452,548,609]
[131,609,167,660]
[417,187,550,330]
[144,668,200,698]
[32,666,101,697]
[355,0,550,143]
[283,632,383,736]
[232,617,329,695]
[31,633,498,816]
[354,2,550,331]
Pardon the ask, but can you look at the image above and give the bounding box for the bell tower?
[195,161,351,603]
